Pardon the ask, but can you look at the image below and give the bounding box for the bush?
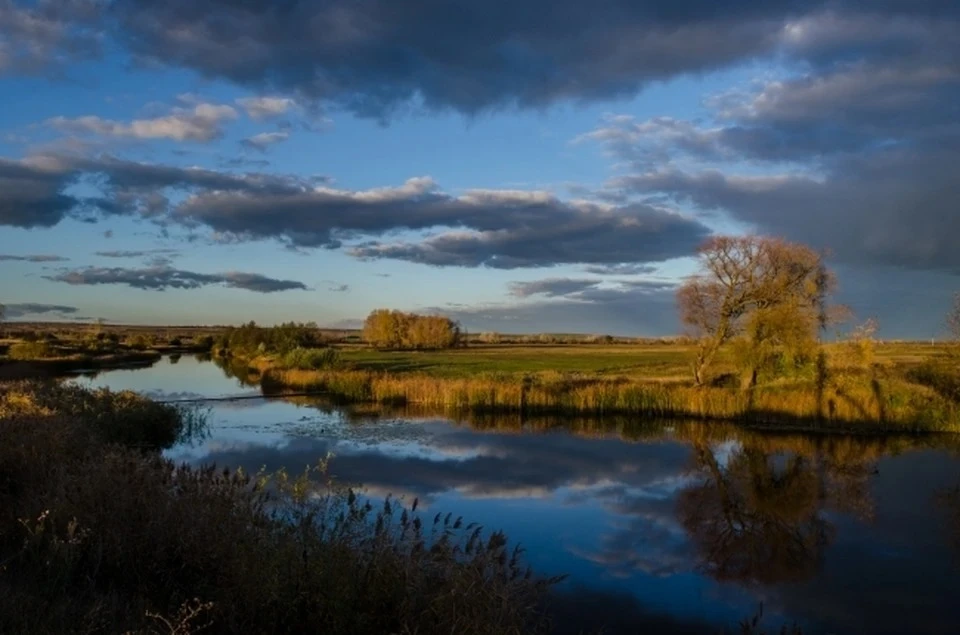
[0,381,201,450]
[8,340,55,360]
[282,346,341,370]
[128,335,150,350]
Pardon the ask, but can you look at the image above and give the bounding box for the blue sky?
[1,1,958,337]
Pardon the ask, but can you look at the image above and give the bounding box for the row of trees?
[363,310,461,350]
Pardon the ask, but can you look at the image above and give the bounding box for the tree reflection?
[677,440,877,586]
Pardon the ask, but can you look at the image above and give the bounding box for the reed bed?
[261,367,960,432]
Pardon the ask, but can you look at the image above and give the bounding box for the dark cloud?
[0,154,708,267]
[0,157,81,227]
[348,198,708,269]
[584,263,658,275]
[571,8,960,279]
[614,145,960,273]
[0,253,68,262]
[0,0,101,74]
[95,249,179,258]
[510,278,601,299]
[3,302,79,318]
[94,1,958,119]
[219,157,271,169]
[44,265,308,293]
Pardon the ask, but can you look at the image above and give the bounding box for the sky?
[0,0,958,338]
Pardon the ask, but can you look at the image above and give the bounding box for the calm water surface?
[71,355,960,634]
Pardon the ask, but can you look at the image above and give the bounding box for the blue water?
[71,355,960,634]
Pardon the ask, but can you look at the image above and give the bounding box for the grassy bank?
[0,349,163,379]
[0,381,555,634]
[223,342,960,432]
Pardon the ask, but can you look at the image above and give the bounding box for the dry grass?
[257,363,960,432]
[0,381,556,635]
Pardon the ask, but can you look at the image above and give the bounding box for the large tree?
[677,235,831,386]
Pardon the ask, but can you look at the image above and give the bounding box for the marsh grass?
[0,382,556,634]
[259,364,960,432]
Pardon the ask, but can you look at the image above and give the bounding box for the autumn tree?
[363,310,460,350]
[677,235,831,386]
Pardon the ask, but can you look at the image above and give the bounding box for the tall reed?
[260,367,960,432]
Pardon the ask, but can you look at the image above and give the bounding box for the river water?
[71,355,960,634]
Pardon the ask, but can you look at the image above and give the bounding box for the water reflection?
[69,356,960,634]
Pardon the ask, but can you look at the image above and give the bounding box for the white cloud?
[47,103,238,142]
[236,96,297,120]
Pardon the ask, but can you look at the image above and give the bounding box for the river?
[70,354,960,634]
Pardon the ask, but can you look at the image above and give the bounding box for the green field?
[333,341,947,381]
[337,344,699,379]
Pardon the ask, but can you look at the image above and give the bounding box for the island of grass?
[0,323,216,378]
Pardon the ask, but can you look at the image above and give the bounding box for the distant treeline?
[363,310,461,350]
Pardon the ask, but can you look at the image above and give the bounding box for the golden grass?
[260,365,960,432]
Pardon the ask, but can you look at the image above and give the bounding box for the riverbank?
[0,350,164,379]
[0,380,554,634]
[234,350,960,432]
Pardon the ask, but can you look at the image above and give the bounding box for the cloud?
[327,283,349,293]
[570,9,960,278]
[0,253,68,262]
[236,96,297,120]
[44,265,308,293]
[584,263,658,275]
[240,131,289,152]
[96,2,959,119]
[0,152,710,269]
[0,156,81,227]
[510,278,602,299]
[347,197,708,269]
[3,302,79,319]
[47,103,238,142]
[432,278,680,336]
[94,249,179,258]
[0,0,101,74]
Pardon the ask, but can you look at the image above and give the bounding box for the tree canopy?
[676,235,832,386]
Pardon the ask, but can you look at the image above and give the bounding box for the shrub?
[0,381,201,450]
[128,335,150,350]
[282,346,341,370]
[8,340,55,360]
